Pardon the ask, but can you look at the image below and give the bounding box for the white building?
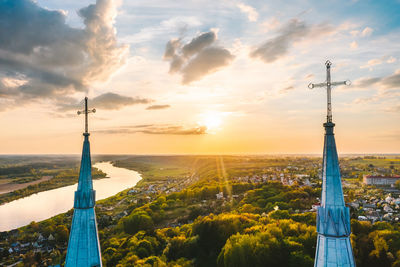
[363,175,400,186]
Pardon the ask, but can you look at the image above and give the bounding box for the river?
[0,162,142,231]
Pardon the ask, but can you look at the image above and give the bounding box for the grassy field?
[345,156,400,168]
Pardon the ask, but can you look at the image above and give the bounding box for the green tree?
[121,210,154,235]
[55,225,69,243]
[395,180,400,190]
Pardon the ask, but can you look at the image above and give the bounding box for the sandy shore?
[0,176,53,195]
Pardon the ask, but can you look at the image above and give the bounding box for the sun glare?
[198,111,223,133]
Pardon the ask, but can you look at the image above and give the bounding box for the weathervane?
[77,97,96,135]
[308,60,351,123]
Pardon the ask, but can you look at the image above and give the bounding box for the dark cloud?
[164,31,234,84]
[130,124,155,128]
[382,72,400,89]
[89,93,151,110]
[353,72,400,90]
[169,56,185,73]
[95,124,207,135]
[163,39,181,60]
[353,77,381,88]
[182,32,216,57]
[146,104,171,110]
[250,19,333,63]
[352,72,400,106]
[141,125,207,135]
[181,47,234,84]
[0,0,75,55]
[58,93,152,111]
[371,131,400,141]
[0,0,128,108]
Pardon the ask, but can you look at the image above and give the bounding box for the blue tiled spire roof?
[65,132,102,267]
[314,122,355,267]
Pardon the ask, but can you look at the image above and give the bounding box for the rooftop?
[364,175,400,179]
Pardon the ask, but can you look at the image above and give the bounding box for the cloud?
[250,19,334,63]
[140,125,206,135]
[121,16,202,44]
[381,72,400,89]
[352,96,376,104]
[164,30,234,84]
[370,131,400,141]
[237,3,259,22]
[181,47,234,84]
[384,105,400,113]
[361,59,383,69]
[304,74,314,80]
[0,0,128,108]
[353,77,381,88]
[353,71,400,90]
[146,104,171,110]
[164,39,181,60]
[352,71,400,105]
[350,26,373,38]
[58,93,152,111]
[360,55,396,70]
[350,41,358,49]
[358,72,400,90]
[260,17,281,33]
[182,32,216,57]
[279,86,295,94]
[387,56,397,64]
[361,27,373,37]
[95,124,207,135]
[350,30,359,37]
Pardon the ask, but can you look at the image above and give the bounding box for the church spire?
[65,97,102,267]
[309,61,355,267]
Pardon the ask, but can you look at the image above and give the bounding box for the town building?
[363,175,400,186]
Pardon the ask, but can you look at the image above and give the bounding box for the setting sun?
[198,111,223,133]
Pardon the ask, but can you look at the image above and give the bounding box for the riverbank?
[0,167,106,205]
[0,162,142,231]
[0,175,54,195]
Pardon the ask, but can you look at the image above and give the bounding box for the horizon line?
[0,153,399,156]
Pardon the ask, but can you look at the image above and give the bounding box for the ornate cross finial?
[308,60,351,123]
[77,97,96,135]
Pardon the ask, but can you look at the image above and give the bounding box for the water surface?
[0,162,141,231]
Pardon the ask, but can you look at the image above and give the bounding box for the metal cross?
[308,60,351,123]
[77,97,96,134]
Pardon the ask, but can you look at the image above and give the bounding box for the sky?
[0,0,399,154]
